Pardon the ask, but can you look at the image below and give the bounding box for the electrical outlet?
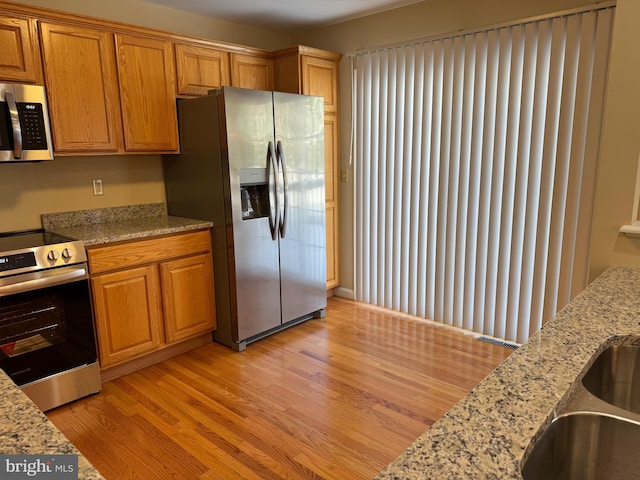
[92,179,104,196]
[340,169,349,183]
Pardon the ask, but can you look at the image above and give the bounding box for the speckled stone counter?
[0,372,104,479]
[42,203,212,246]
[374,266,640,480]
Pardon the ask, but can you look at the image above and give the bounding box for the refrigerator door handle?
[267,141,279,241]
[276,140,289,239]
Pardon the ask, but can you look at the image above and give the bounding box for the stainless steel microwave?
[0,83,54,162]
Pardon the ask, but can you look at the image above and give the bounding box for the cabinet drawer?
[87,230,211,274]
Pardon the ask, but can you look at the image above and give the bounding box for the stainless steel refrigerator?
[164,86,326,351]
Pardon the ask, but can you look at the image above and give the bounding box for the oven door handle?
[0,264,88,297]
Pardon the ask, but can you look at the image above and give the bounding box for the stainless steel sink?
[521,340,640,479]
[582,344,640,415]
[521,412,640,480]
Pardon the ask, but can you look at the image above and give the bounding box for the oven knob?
[61,248,73,259]
[47,250,59,261]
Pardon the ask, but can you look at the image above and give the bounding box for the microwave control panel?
[17,103,48,150]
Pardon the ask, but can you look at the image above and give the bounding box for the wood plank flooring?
[46,297,513,480]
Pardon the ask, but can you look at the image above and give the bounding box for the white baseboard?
[334,287,354,300]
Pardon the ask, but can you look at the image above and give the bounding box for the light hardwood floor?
[46,297,513,480]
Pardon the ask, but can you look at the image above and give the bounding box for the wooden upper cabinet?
[230,53,273,91]
[300,55,339,113]
[115,33,179,152]
[274,46,341,108]
[175,43,230,96]
[0,16,41,84]
[39,22,122,153]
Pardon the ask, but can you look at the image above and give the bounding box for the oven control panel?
[0,252,37,272]
[0,241,87,278]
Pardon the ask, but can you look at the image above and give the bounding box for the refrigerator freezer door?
[224,87,282,341]
[273,92,327,323]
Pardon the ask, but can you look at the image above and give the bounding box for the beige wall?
[0,156,165,231]
[293,0,621,292]
[589,0,640,281]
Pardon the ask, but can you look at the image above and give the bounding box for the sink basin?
[521,413,640,479]
[582,344,640,414]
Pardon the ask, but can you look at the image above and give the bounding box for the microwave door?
[0,83,54,162]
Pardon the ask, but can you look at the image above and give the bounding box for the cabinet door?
[0,17,41,83]
[115,33,179,152]
[230,53,273,91]
[301,55,339,113]
[175,43,230,96]
[324,113,340,288]
[39,22,122,153]
[161,253,216,343]
[91,265,163,367]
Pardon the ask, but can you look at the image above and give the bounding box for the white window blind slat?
[571,8,615,301]
[483,28,510,339]
[462,33,482,333]
[433,41,447,324]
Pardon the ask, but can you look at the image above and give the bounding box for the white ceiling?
[141,0,425,31]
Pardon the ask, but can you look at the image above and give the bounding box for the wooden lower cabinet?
[161,253,215,343]
[88,230,216,376]
[91,265,163,367]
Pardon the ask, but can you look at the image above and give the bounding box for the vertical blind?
[352,6,614,344]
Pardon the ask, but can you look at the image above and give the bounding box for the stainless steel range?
[0,229,100,411]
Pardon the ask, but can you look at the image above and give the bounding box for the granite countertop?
[375,266,640,480]
[0,372,104,479]
[42,203,212,246]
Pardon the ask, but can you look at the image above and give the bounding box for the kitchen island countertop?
[0,371,104,479]
[375,266,640,479]
[42,203,212,246]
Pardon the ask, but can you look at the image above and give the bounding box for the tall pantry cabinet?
[274,46,342,289]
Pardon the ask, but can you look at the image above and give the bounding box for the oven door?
[0,264,97,386]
